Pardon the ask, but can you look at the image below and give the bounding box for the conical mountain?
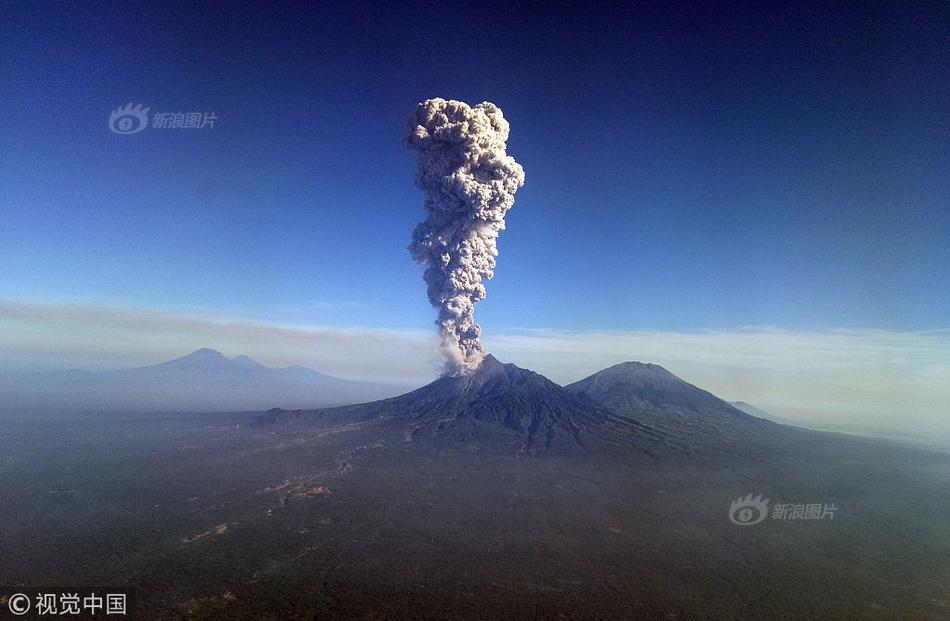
[125,347,251,381]
[565,361,773,448]
[0,348,403,414]
[258,355,671,455]
[565,362,745,416]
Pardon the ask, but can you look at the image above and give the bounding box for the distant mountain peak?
[602,361,679,377]
[567,361,724,410]
[175,348,229,362]
[154,348,237,376]
[565,360,763,445]
[193,347,222,355]
[4,348,404,414]
[231,355,268,371]
[566,362,689,393]
[729,401,773,420]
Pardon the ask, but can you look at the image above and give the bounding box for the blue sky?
[1,2,949,435]
[3,1,948,332]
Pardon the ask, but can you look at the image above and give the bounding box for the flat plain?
[1,404,949,620]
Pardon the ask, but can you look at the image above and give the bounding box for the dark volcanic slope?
[259,355,674,455]
[565,362,742,414]
[566,361,776,450]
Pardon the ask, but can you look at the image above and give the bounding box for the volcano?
[258,355,675,455]
[565,361,750,420]
[565,361,775,451]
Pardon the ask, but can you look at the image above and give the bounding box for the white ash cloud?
[403,98,525,376]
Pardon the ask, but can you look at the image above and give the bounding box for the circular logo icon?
[728,493,770,526]
[109,103,150,135]
[8,593,31,615]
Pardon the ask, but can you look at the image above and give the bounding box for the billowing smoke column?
[404,98,525,376]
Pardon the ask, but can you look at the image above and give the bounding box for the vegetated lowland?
[1,356,948,620]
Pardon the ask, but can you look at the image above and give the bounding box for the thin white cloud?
[303,299,371,310]
[0,300,436,385]
[2,299,947,442]
[487,327,950,438]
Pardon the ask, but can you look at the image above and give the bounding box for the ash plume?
[404,98,525,376]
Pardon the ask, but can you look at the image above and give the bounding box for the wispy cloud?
[0,300,435,384]
[488,326,950,435]
[303,299,371,310]
[2,299,947,441]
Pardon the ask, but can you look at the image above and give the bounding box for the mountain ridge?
[0,349,405,414]
[565,361,747,416]
[259,355,694,455]
[565,360,774,452]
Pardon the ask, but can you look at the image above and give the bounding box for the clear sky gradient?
[1,3,948,437]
